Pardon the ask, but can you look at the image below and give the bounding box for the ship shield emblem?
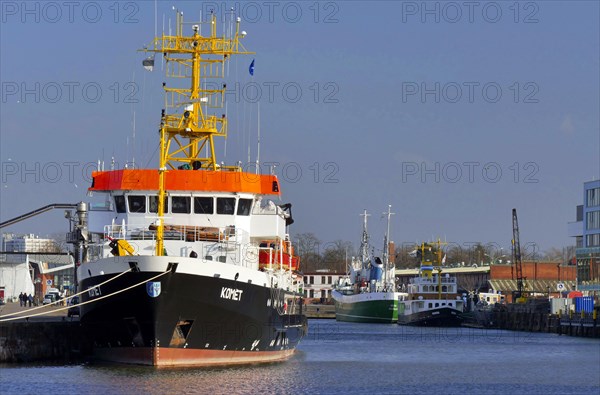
[147,281,161,298]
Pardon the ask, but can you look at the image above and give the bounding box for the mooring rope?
[0,267,133,319]
[0,270,170,322]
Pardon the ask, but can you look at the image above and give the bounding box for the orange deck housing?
[89,169,281,195]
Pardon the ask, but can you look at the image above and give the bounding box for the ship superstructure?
[75,11,306,367]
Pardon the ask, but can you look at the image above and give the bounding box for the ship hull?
[92,346,296,367]
[331,291,401,323]
[78,256,307,367]
[397,306,462,327]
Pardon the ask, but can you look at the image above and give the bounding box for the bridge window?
[149,196,168,213]
[194,197,214,214]
[128,195,146,213]
[217,198,235,215]
[237,199,253,216]
[114,196,126,213]
[172,197,191,214]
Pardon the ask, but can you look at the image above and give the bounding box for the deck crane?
[511,208,526,303]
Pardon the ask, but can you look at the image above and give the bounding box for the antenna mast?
[383,205,395,289]
[359,210,371,270]
[142,10,253,256]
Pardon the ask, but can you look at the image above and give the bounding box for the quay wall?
[477,300,600,338]
[305,304,336,319]
[0,320,91,363]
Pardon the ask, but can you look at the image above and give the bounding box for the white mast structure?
[383,205,395,291]
[359,209,370,272]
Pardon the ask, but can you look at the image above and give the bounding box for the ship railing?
[409,277,456,284]
[103,224,249,245]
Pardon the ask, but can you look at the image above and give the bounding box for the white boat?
[332,207,407,323]
[398,241,464,326]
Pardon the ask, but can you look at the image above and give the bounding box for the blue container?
[574,296,594,313]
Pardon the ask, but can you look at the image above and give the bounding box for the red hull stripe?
[93,347,296,367]
[89,169,281,196]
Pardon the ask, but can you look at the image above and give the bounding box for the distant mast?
[383,205,395,290]
[359,209,370,270]
[142,11,253,256]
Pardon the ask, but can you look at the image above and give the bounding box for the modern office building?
[569,180,600,293]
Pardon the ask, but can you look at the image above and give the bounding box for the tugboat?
[331,206,407,323]
[73,11,307,366]
[397,241,464,326]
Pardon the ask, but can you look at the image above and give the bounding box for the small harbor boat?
[332,207,407,323]
[397,241,464,326]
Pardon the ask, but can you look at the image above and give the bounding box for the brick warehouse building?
[487,261,577,302]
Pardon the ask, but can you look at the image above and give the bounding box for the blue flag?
[249,59,255,76]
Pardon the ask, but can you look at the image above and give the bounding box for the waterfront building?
[568,179,600,294]
[303,270,346,301]
[0,233,72,302]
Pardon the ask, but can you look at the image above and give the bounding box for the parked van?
[42,294,56,305]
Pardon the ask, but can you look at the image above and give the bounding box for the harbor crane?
[511,208,527,303]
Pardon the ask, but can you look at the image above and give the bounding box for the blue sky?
[1,1,598,257]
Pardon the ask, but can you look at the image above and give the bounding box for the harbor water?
[1,319,598,394]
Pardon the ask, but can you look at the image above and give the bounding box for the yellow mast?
[419,239,447,299]
[142,11,253,256]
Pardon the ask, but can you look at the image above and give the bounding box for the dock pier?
[304,304,336,319]
[0,302,91,363]
[466,299,600,338]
